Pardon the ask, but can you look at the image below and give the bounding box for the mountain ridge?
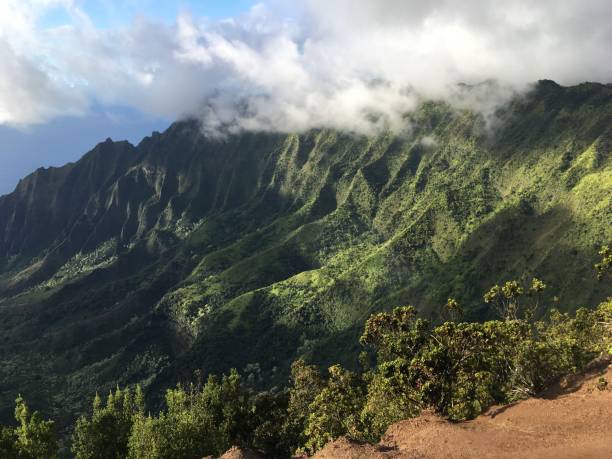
[0,80,610,432]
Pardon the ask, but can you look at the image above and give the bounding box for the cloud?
[0,38,87,125]
[0,0,87,125]
[0,1,611,133]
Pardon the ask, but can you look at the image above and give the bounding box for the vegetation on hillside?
[0,80,610,442]
[0,396,57,458]
[0,275,609,458]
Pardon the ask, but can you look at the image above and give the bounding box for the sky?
[0,0,257,194]
[1,0,611,194]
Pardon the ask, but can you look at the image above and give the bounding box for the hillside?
[313,359,612,459]
[0,80,610,432]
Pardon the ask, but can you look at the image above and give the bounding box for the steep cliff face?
[0,81,610,430]
[0,139,136,257]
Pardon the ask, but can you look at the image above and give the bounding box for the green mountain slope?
[0,80,610,433]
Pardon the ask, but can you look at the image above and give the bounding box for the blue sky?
[1,0,611,195]
[0,0,257,195]
[0,106,169,195]
[41,0,258,27]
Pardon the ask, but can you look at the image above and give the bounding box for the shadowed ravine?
[0,80,610,436]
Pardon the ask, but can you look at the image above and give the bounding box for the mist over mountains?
[0,80,610,436]
[0,2,611,455]
[1,0,612,133]
[2,0,612,196]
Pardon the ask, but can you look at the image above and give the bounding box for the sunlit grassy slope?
[0,80,610,433]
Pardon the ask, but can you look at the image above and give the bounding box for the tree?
[360,359,420,441]
[595,298,612,353]
[72,386,144,459]
[441,297,463,322]
[304,365,364,454]
[0,426,18,459]
[14,396,58,459]
[376,319,526,420]
[285,359,323,454]
[595,245,611,280]
[358,306,427,440]
[484,278,546,320]
[360,305,429,363]
[128,370,249,459]
[245,390,291,458]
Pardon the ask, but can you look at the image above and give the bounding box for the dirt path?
[314,364,612,459]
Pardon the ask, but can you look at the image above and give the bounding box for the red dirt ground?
[314,362,612,459]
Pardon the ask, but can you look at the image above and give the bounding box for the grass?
[0,81,610,442]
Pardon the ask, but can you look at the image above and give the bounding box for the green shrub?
[360,359,420,440]
[243,391,291,458]
[13,396,57,459]
[357,296,610,430]
[72,386,143,459]
[595,298,612,353]
[285,359,324,454]
[360,305,429,363]
[0,426,19,459]
[5,278,609,458]
[303,365,364,454]
[128,369,249,459]
[421,321,526,419]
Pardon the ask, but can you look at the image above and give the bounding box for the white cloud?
[0,38,87,125]
[0,0,87,125]
[0,1,611,133]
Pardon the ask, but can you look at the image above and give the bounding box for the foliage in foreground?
[0,396,57,459]
[2,287,610,458]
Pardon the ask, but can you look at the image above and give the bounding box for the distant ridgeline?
[0,80,610,439]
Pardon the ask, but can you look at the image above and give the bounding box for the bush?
[243,391,291,458]
[285,359,323,454]
[0,396,59,459]
[72,386,144,459]
[0,426,18,459]
[303,365,364,454]
[411,320,528,419]
[128,370,249,459]
[357,299,610,432]
[595,298,612,353]
[360,359,420,440]
[4,278,609,458]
